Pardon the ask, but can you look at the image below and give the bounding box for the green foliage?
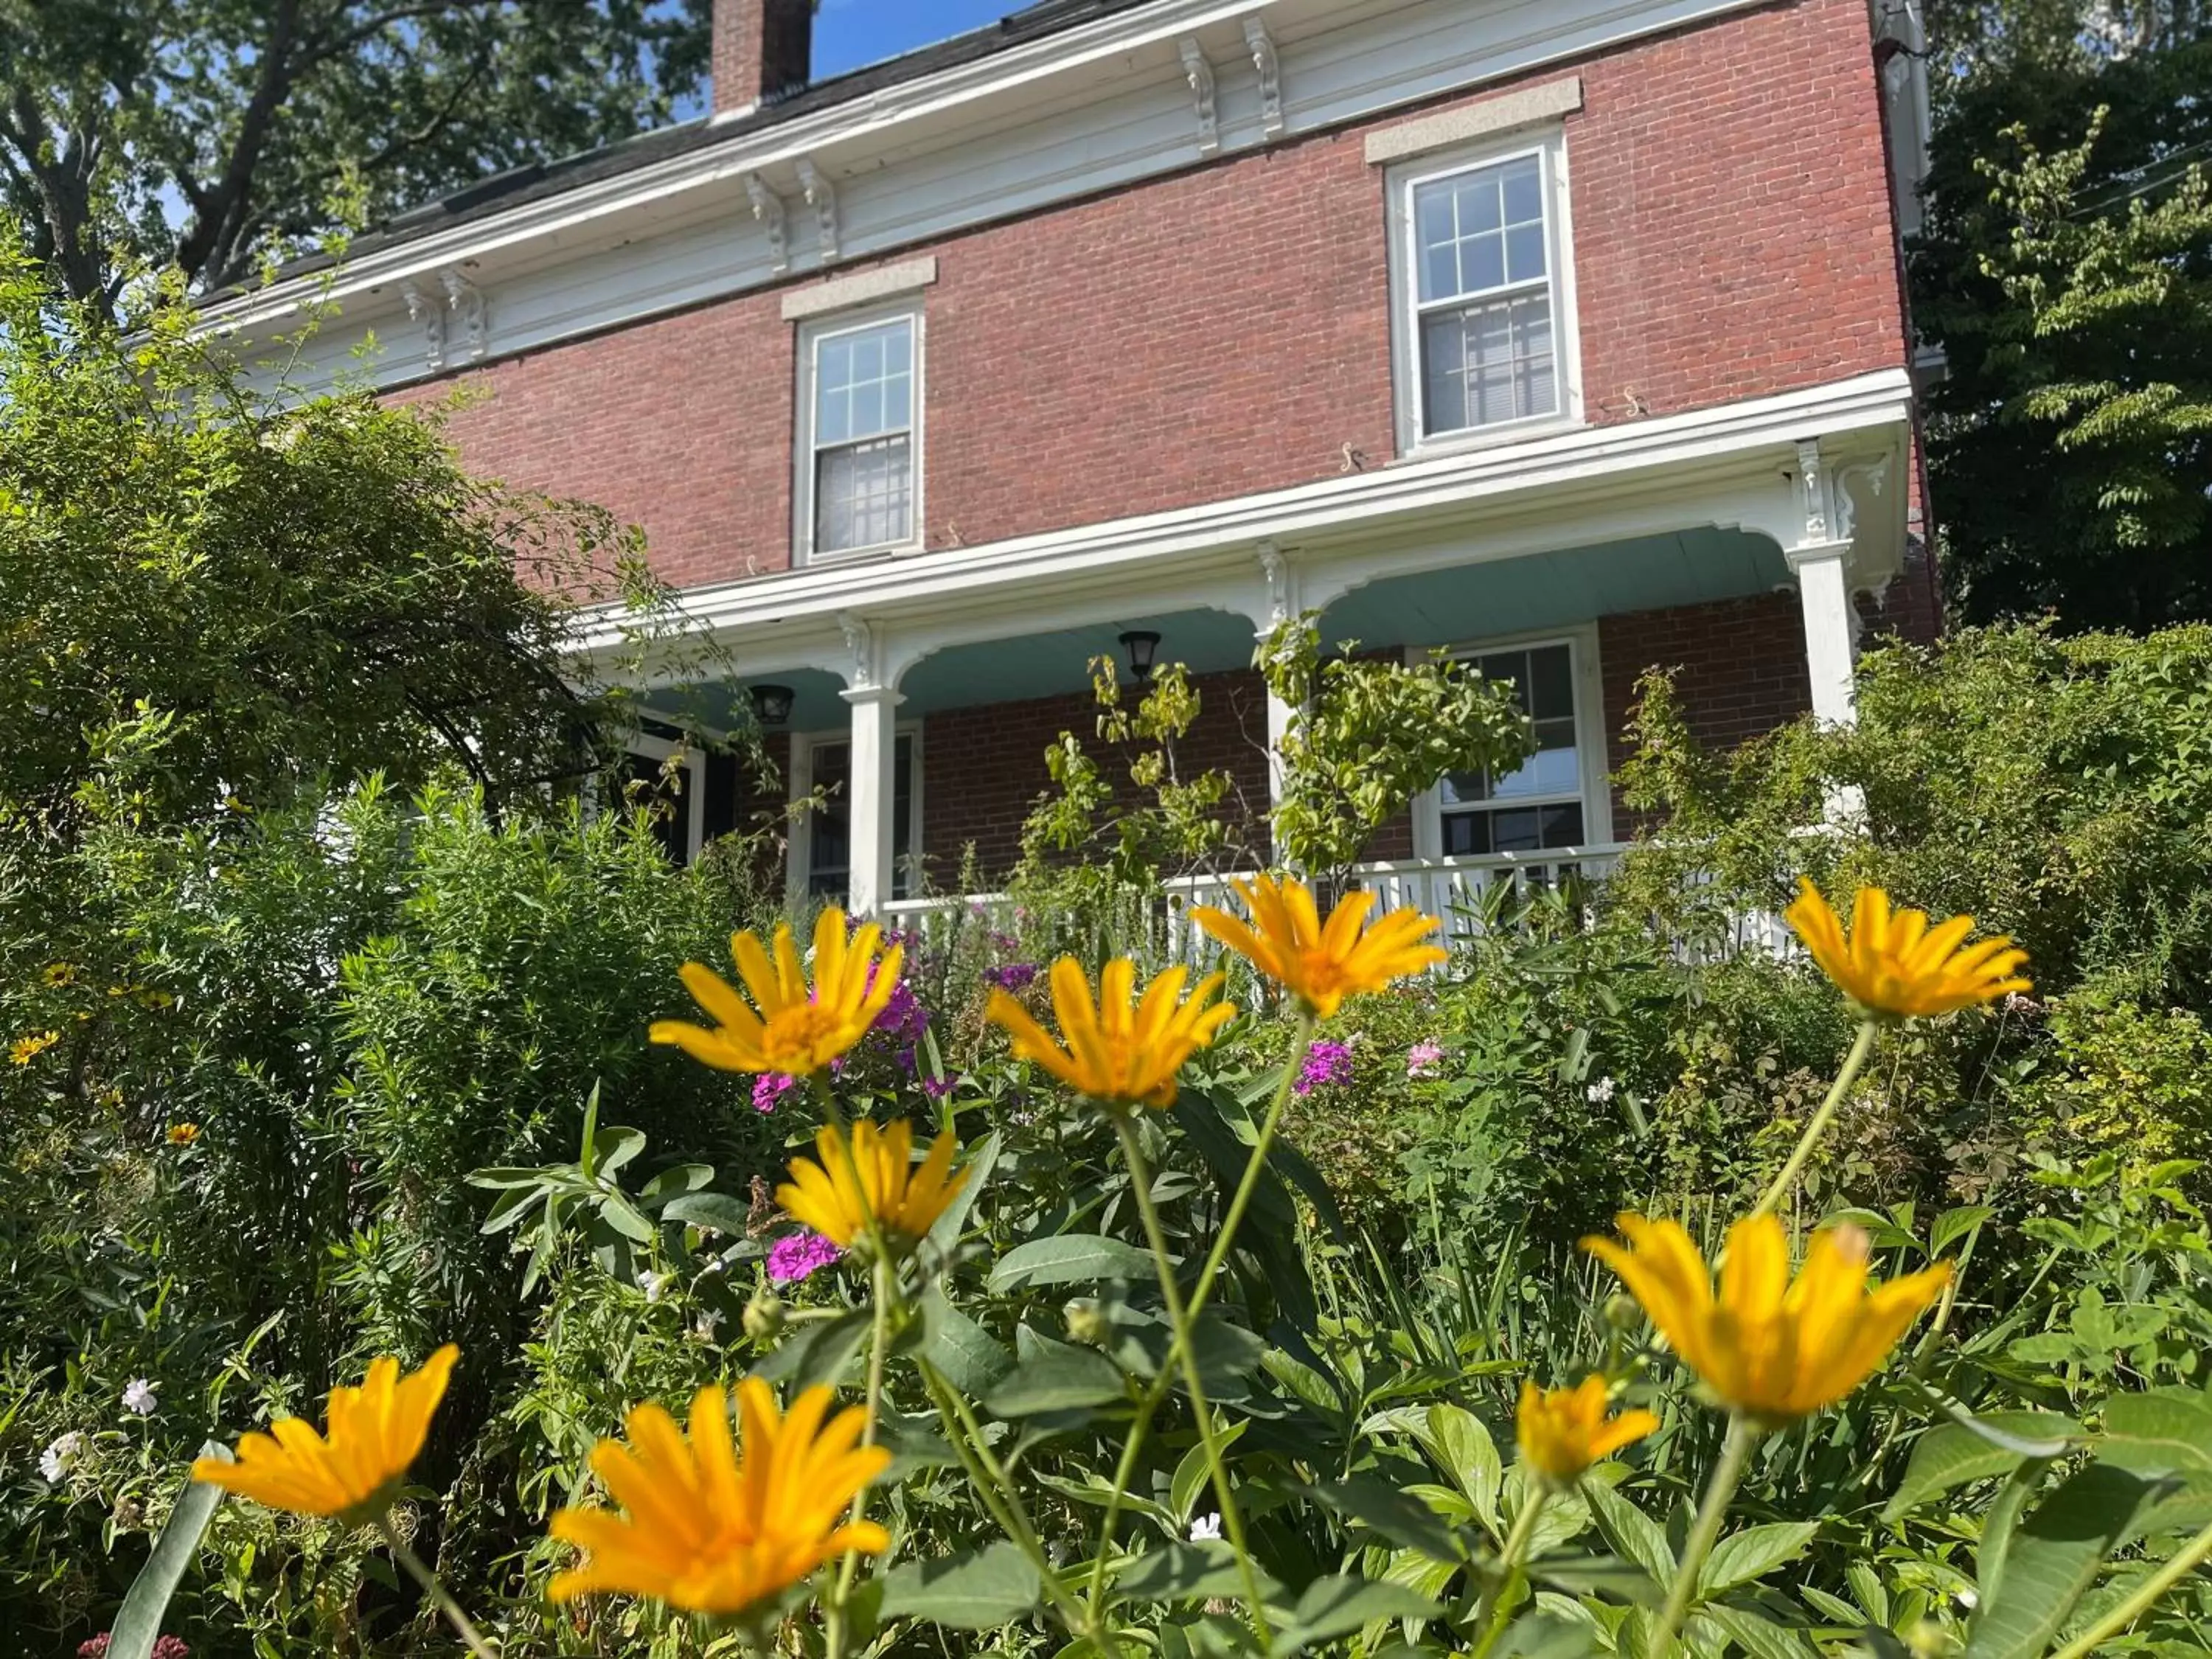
[0,0,707,312]
[0,234,700,838]
[1913,8,2212,627]
[1259,614,1532,876]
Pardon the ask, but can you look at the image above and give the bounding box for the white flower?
[638,1270,666,1302]
[692,1310,723,1343]
[1955,1588,1978,1610]
[39,1432,84,1484]
[122,1379,159,1417]
[1189,1512,1223,1543]
[1586,1076,1617,1105]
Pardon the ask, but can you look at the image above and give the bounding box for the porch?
[609,373,1918,914]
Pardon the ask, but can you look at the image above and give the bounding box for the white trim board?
[207,0,1781,396]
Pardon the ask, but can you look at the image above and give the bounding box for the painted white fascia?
[198,0,1780,347]
[582,369,1913,655]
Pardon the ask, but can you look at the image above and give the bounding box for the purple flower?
[872,980,931,1046]
[918,1073,956,1100]
[984,961,1039,992]
[767,1231,844,1285]
[1406,1040,1446,1079]
[751,1072,801,1114]
[1293,1040,1354,1097]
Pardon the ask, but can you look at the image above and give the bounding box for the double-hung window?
[801,310,919,558]
[1436,641,1590,855]
[1394,133,1576,446]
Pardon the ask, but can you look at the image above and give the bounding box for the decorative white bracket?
[439,270,487,363]
[1256,540,1298,630]
[401,269,487,370]
[745,173,789,274]
[1178,39,1220,156]
[1795,438,1833,546]
[838,611,876,689]
[1244,18,1284,139]
[796,159,839,262]
[399,277,446,372]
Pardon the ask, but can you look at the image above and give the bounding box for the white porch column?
[1786,540,1860,728]
[840,684,904,916]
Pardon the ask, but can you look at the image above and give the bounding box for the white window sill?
[1396,412,1587,467]
[797,538,925,567]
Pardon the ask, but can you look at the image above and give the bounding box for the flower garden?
[14,268,2212,1657]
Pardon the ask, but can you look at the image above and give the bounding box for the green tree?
[1913,7,2212,628]
[0,0,708,314]
[0,232,684,835]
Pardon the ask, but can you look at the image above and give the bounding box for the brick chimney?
[714,0,814,116]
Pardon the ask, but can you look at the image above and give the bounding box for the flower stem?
[378,1514,498,1659]
[1468,1489,1550,1659]
[2048,1517,2212,1659]
[826,1253,897,1659]
[1750,1019,1879,1220]
[1655,1416,1756,1654]
[1111,1110,1273,1644]
[914,1357,1105,1648]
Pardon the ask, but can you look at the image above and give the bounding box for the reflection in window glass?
[1408,152,1559,438]
[813,318,915,553]
[1439,643,1585,854]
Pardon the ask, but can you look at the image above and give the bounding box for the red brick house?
[202,0,1938,921]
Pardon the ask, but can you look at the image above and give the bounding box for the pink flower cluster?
[1406,1040,1446,1079]
[767,1230,844,1285]
[751,1072,801,1114]
[1294,1040,1355,1096]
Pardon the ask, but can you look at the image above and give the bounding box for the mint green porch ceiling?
[695,526,1789,726]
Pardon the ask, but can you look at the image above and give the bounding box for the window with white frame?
[1439,642,1588,855]
[794,732,919,900]
[800,310,919,558]
[1394,135,1574,445]
[614,729,706,866]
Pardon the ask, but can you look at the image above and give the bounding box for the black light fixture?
[748,683,796,726]
[1119,630,1162,684]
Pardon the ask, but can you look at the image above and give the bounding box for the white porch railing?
[880,847,1638,964]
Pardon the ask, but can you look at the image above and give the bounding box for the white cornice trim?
[585,369,1913,656]
[200,0,1777,356]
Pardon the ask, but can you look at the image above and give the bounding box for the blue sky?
[812,0,1019,78]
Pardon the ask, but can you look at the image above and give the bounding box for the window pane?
[1419,315,1469,436]
[1420,293,1557,435]
[1442,810,1492,857]
[814,319,913,445]
[1529,645,1573,718]
[816,433,914,552]
[1540,803,1585,848]
[1505,223,1546,285]
[1460,174,1503,234]
[818,386,850,445]
[1461,232,1505,295]
[810,741,850,890]
[1489,807,1543,853]
[1501,157,1543,225]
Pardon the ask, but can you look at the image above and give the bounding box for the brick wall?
[919,669,1274,886]
[413,0,1907,593]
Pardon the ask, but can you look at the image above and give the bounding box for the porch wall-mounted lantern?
[749,684,796,727]
[1119,630,1162,684]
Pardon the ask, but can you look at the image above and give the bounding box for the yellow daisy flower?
[166,1122,201,1146]
[549,1379,891,1615]
[985,958,1234,1108]
[1582,1214,1948,1427]
[1515,1376,1660,1487]
[1189,875,1444,1018]
[8,1029,60,1065]
[1784,880,2028,1020]
[192,1346,459,1523]
[41,961,78,987]
[775,1119,967,1250]
[650,908,902,1078]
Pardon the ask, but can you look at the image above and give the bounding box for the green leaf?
[1419,1403,1503,1534]
[1883,1413,2080,1520]
[641,1163,714,1201]
[913,1286,1014,1395]
[1267,1576,1439,1657]
[592,1124,647,1175]
[2098,1388,2212,1478]
[1301,1475,1466,1562]
[990,1233,1161,1293]
[110,1450,227,1659]
[1965,1463,2158,1659]
[980,1346,1127,1417]
[1696,1604,1818,1659]
[879,1542,1042,1629]
[1698,1521,1821,1593]
[1526,1554,1660,1602]
[1172,1419,1247,1526]
[927,1130,998,1259]
[1932,1206,1996,1255]
[1582,1478,1674,1587]
[660,1191,754,1234]
[1116,1541,1265,1603]
[751,1310,871,1391]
